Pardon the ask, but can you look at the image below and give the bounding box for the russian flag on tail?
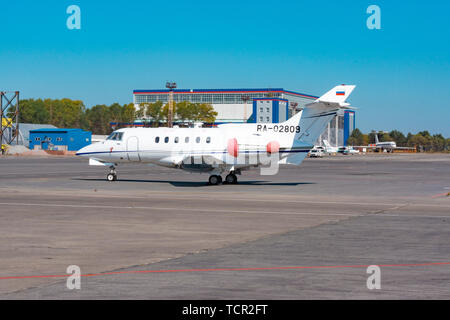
[336,91,345,96]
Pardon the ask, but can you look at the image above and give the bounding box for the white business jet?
[322,139,339,154]
[76,85,356,185]
[375,133,397,151]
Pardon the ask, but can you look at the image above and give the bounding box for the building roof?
[30,128,89,133]
[253,98,289,102]
[133,88,319,100]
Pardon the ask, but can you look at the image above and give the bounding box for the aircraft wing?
[160,153,225,167]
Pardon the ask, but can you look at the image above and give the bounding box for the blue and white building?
[29,128,91,151]
[250,98,289,123]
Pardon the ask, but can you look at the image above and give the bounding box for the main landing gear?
[208,172,238,185]
[225,173,237,184]
[208,175,222,185]
[107,166,117,181]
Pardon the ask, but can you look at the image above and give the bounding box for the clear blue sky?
[1,0,449,136]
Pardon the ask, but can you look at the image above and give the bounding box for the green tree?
[197,103,218,123]
[135,104,145,120]
[146,101,164,127]
[346,128,364,146]
[175,102,217,123]
[8,99,50,124]
[389,130,407,146]
[175,101,192,122]
[431,134,446,152]
[121,103,136,123]
[380,132,393,142]
[85,104,112,135]
[109,103,123,124]
[161,102,176,125]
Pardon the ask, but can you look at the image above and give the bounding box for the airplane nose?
[76,145,91,157]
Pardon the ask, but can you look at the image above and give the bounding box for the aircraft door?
[127,136,140,161]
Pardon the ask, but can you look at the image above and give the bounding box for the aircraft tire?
[225,173,237,184]
[107,173,117,182]
[208,175,220,185]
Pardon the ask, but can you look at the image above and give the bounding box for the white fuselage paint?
[76,123,312,174]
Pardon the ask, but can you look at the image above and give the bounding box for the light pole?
[241,95,250,123]
[166,81,177,128]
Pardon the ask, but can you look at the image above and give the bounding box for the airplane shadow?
[74,178,316,188]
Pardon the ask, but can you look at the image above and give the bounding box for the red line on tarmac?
[431,192,449,198]
[1,262,450,281]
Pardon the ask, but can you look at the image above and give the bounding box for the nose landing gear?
[107,166,117,181]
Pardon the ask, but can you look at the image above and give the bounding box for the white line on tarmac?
[0,202,448,218]
[0,202,359,217]
[2,192,448,208]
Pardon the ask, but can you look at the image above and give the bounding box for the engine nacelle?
[266,141,280,154]
[227,138,239,158]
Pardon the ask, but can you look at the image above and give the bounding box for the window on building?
[165,137,169,143]
[155,137,160,143]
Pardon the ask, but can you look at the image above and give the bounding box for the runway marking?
[1,192,448,208]
[431,192,450,199]
[0,202,359,217]
[0,202,448,218]
[1,262,449,281]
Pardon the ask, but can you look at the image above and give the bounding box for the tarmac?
[0,153,449,299]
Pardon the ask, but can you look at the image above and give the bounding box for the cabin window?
[206,137,211,144]
[106,132,124,141]
[165,137,169,143]
[185,137,189,143]
[56,137,62,142]
[266,117,270,122]
[175,137,179,143]
[196,137,201,143]
[155,137,160,143]
[35,137,41,141]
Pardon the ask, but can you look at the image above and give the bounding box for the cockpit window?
[106,132,124,141]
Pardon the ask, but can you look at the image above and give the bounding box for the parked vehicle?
[309,149,324,158]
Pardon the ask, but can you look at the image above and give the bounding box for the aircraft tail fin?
[323,139,331,148]
[297,85,356,145]
[317,85,356,105]
[281,84,356,164]
[375,133,379,144]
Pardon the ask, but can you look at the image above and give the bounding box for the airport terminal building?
[133,88,355,146]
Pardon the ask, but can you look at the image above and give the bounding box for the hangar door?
[126,136,141,161]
